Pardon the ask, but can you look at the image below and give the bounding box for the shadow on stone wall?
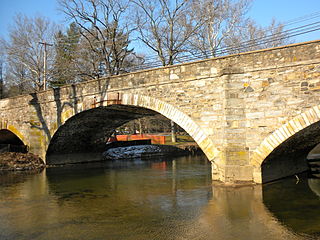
[29,93,52,142]
[53,87,76,128]
[28,77,111,154]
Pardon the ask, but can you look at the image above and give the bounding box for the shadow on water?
[0,171,40,187]
[263,173,320,236]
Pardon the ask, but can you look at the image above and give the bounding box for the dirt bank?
[0,152,45,172]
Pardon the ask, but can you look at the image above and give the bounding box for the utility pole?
[39,41,53,91]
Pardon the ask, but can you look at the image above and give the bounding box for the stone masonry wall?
[0,40,319,184]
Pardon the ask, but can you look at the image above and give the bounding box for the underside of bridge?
[0,129,27,153]
[46,105,190,165]
[0,129,25,146]
[261,121,320,183]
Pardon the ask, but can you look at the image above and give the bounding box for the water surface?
[0,155,319,240]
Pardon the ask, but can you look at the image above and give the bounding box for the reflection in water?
[195,186,310,240]
[309,178,320,197]
[263,174,320,237]
[0,155,319,240]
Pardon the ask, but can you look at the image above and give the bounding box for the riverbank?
[103,144,189,160]
[0,152,45,172]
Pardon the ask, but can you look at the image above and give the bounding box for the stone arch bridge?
[1,40,320,184]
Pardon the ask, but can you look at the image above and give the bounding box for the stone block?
[246,112,264,119]
[222,165,254,182]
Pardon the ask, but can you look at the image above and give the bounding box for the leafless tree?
[225,18,291,54]
[188,0,291,58]
[187,0,252,58]
[131,0,206,142]
[117,114,185,134]
[2,14,57,91]
[59,0,135,77]
[131,0,203,66]
[0,49,5,98]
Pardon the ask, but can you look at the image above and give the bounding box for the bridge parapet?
[0,40,320,184]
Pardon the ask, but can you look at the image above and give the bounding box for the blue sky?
[0,0,319,46]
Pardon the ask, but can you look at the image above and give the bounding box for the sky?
[249,0,320,42]
[0,0,319,49]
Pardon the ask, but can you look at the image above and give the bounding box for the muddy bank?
[0,152,45,172]
[103,144,189,160]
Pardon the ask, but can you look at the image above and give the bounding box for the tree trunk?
[171,120,176,143]
[138,118,143,134]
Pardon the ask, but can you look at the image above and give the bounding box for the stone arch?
[119,93,218,161]
[251,105,320,182]
[0,129,25,145]
[0,125,28,153]
[0,122,27,147]
[50,93,219,161]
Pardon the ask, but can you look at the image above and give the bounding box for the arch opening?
[0,129,27,153]
[46,104,203,165]
[306,143,320,178]
[261,121,320,183]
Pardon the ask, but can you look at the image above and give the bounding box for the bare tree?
[2,14,57,91]
[76,34,103,79]
[225,18,291,54]
[131,0,202,141]
[131,0,202,66]
[117,114,185,134]
[0,50,5,98]
[187,0,252,58]
[59,0,135,77]
[188,0,291,57]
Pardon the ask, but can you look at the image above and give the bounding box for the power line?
[283,11,320,27]
[27,11,320,76]
[128,24,320,71]
[190,22,320,58]
[54,20,320,74]
[126,20,320,66]
[56,11,320,44]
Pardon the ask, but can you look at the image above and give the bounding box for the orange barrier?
[116,134,166,144]
[115,135,129,141]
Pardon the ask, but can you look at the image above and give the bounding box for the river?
[0,155,319,240]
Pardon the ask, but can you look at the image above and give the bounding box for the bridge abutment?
[212,163,255,183]
[211,146,257,184]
